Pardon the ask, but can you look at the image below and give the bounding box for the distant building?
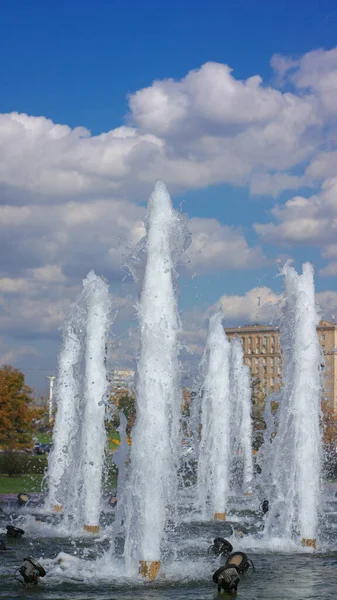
[225,321,337,413]
[110,369,135,393]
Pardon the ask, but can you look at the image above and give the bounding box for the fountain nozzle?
[301,538,316,549]
[214,512,226,521]
[83,525,100,534]
[139,560,161,581]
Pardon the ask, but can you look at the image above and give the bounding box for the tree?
[109,392,136,436]
[0,365,36,450]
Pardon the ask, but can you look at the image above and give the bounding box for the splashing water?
[81,271,111,530]
[197,310,231,519]
[265,262,322,544]
[47,323,82,512]
[229,337,254,494]
[47,271,111,531]
[123,180,189,571]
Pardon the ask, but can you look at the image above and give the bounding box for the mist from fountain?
[197,310,231,520]
[229,337,254,494]
[123,180,189,575]
[264,262,322,546]
[47,270,111,532]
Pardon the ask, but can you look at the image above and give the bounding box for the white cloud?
[0,199,145,277]
[254,177,337,273]
[186,218,266,273]
[217,287,281,324]
[1,46,337,374]
[0,344,38,367]
[1,49,336,206]
[273,47,337,119]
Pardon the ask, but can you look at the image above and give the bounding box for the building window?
[248,337,252,354]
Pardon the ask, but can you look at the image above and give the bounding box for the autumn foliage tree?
[0,365,37,450]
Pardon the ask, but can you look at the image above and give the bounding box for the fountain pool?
[1,495,337,600]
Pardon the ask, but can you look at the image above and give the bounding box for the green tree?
[0,365,36,450]
[110,393,136,436]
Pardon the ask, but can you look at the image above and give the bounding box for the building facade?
[225,321,337,413]
[110,369,135,393]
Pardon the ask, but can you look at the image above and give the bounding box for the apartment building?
[225,321,337,413]
[110,369,135,393]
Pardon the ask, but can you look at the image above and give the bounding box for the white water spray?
[265,262,322,544]
[81,271,111,530]
[197,311,231,519]
[124,181,188,571]
[47,271,110,531]
[229,337,253,493]
[47,324,82,511]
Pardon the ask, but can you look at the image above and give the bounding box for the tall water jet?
[81,271,111,533]
[197,310,231,520]
[47,323,82,513]
[47,271,110,532]
[229,337,253,495]
[265,262,322,548]
[124,180,188,579]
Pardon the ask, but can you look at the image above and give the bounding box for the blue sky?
[1,0,337,395]
[1,0,336,129]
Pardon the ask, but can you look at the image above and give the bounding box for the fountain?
[46,322,82,514]
[47,270,111,532]
[197,310,231,521]
[264,262,322,548]
[81,271,111,533]
[123,180,189,579]
[229,337,254,495]
[4,183,335,600]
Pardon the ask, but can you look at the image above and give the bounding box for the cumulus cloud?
[0,199,145,278]
[186,218,266,273]
[272,47,337,119]
[1,49,336,207]
[2,46,337,382]
[217,287,281,324]
[254,177,337,274]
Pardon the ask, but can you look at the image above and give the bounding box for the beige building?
[110,369,135,393]
[225,321,337,413]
